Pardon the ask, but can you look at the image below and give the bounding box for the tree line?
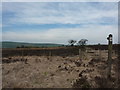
[68,39,88,46]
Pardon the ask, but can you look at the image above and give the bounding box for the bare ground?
[2,50,119,88]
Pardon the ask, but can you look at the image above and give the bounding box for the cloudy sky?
[2,2,118,44]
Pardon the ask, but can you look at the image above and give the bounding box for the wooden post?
[48,51,52,61]
[116,43,120,87]
[79,48,83,60]
[21,45,24,59]
[49,51,52,56]
[98,43,102,60]
[22,48,23,59]
[107,34,113,79]
[79,49,81,59]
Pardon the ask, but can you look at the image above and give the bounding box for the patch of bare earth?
[2,49,118,88]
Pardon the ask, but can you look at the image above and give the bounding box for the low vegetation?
[2,46,119,88]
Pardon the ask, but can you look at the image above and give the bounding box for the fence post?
[79,48,83,60]
[21,45,24,59]
[48,50,52,61]
[79,49,81,59]
[107,34,113,79]
[117,44,120,87]
[98,43,102,60]
[79,46,86,60]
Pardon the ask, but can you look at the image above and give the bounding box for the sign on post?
[107,34,113,79]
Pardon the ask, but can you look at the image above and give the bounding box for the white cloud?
[2,2,118,44]
[3,25,118,44]
[2,0,120,2]
[3,2,118,25]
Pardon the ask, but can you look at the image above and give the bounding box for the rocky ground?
[2,50,119,88]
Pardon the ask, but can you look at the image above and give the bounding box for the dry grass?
[2,49,118,88]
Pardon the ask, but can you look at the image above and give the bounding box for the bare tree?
[77,39,88,46]
[68,40,76,46]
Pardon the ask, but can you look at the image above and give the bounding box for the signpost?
[107,34,113,79]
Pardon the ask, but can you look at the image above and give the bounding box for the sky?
[2,2,118,45]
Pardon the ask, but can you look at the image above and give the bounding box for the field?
[1,42,63,48]
[2,46,120,88]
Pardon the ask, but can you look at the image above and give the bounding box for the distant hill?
[1,41,64,48]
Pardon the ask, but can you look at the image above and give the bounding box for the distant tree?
[21,45,25,48]
[61,45,65,47]
[77,39,88,46]
[68,40,76,46]
[98,43,101,45]
[16,46,20,48]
